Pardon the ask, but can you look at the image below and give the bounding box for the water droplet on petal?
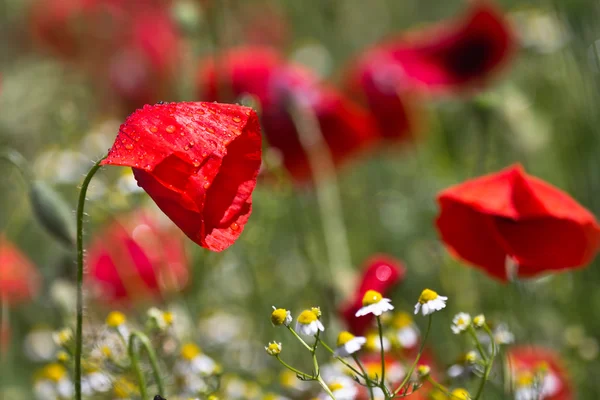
[203,182,210,189]
[230,222,239,231]
[232,116,241,123]
[150,126,158,133]
[206,127,215,133]
[125,143,134,150]
[166,125,176,134]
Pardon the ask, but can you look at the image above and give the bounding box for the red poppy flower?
[102,101,262,251]
[87,211,188,303]
[196,47,377,182]
[349,1,514,96]
[0,236,41,306]
[436,164,600,280]
[508,346,573,400]
[340,254,406,335]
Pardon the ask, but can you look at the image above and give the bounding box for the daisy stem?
[393,315,433,397]
[317,375,337,400]
[312,331,321,376]
[275,356,315,380]
[353,354,375,400]
[468,326,489,363]
[74,156,106,400]
[426,376,452,397]
[128,331,165,396]
[320,339,365,378]
[474,324,497,400]
[287,326,314,352]
[376,316,386,386]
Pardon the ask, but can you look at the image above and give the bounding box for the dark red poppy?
[102,101,262,251]
[436,164,600,280]
[348,1,514,97]
[87,211,189,303]
[196,47,377,182]
[508,346,573,400]
[0,236,41,306]
[340,254,406,335]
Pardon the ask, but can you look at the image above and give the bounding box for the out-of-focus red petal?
[102,101,262,251]
[87,211,189,304]
[436,164,600,280]
[197,47,377,182]
[340,255,405,335]
[508,346,574,400]
[0,236,41,306]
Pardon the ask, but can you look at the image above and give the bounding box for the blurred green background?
[2,0,600,398]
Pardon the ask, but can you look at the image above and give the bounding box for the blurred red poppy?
[0,236,41,306]
[87,211,188,303]
[348,1,514,97]
[340,254,405,335]
[508,346,573,400]
[197,47,377,182]
[102,101,262,251]
[436,164,600,280]
[29,0,181,110]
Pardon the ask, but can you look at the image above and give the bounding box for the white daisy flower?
[473,314,486,328]
[334,331,366,357]
[33,363,73,400]
[295,309,325,336]
[271,306,292,327]
[414,289,448,316]
[494,323,515,345]
[391,312,420,349]
[451,313,472,334]
[105,311,130,339]
[174,343,219,377]
[147,307,174,331]
[355,290,394,317]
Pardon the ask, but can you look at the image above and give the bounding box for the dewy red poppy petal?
[102,102,262,251]
[436,164,600,280]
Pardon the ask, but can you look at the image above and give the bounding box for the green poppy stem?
[74,157,106,400]
[128,331,166,398]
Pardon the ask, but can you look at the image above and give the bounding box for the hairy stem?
[128,331,166,397]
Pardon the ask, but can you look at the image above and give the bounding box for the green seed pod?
[29,180,75,248]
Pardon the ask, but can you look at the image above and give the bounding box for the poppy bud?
[28,180,75,247]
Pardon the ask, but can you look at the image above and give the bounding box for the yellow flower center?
[418,289,438,304]
[362,290,383,306]
[280,370,296,387]
[365,332,379,352]
[311,307,322,318]
[328,382,344,391]
[113,377,138,398]
[181,343,201,360]
[42,363,67,382]
[516,370,535,387]
[56,351,69,363]
[106,311,126,328]
[298,310,318,324]
[271,308,289,326]
[163,312,174,325]
[56,329,72,345]
[365,363,383,379]
[101,345,112,358]
[417,365,431,377]
[266,342,281,355]
[457,317,465,325]
[336,331,355,347]
[393,312,413,329]
[450,388,471,399]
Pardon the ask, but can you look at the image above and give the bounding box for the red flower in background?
[0,236,41,306]
[348,1,514,97]
[508,346,573,400]
[197,47,377,182]
[102,101,262,251]
[340,254,405,335]
[29,0,182,110]
[436,164,600,280]
[87,211,189,303]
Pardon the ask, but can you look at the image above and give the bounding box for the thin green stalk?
[353,354,375,400]
[276,356,314,380]
[74,157,106,400]
[0,149,33,183]
[393,315,433,396]
[312,331,321,376]
[426,376,452,397]
[317,375,337,400]
[468,326,489,363]
[288,97,353,299]
[474,325,497,400]
[128,331,166,396]
[376,317,386,386]
[287,326,314,351]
